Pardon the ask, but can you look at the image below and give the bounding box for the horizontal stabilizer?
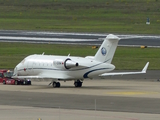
[99,62,149,77]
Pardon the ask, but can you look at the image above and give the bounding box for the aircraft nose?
[13,66,18,76]
[13,63,21,76]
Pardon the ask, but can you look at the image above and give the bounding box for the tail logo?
[101,47,107,56]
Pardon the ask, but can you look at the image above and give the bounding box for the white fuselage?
[12,34,149,88]
[14,54,115,80]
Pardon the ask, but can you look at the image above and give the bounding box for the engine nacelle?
[53,58,79,69]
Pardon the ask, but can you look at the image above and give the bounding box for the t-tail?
[94,34,120,63]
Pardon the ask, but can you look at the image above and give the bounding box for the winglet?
[142,62,149,73]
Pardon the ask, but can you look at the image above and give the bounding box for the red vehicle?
[0,70,31,85]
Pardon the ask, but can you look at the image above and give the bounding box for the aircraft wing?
[99,62,149,77]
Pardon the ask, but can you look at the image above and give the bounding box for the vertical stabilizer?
[94,34,120,63]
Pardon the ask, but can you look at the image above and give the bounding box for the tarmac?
[1,76,160,120]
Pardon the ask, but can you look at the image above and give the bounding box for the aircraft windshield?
[3,71,13,78]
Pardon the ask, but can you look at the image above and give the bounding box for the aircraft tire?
[74,82,78,87]
[56,82,60,88]
[53,82,57,88]
[78,82,82,87]
[74,81,82,87]
[52,82,60,88]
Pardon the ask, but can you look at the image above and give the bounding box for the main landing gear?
[49,80,83,88]
[74,80,83,87]
[51,81,60,88]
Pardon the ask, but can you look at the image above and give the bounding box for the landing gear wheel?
[78,82,82,87]
[53,82,57,88]
[52,82,60,88]
[74,80,82,87]
[56,82,60,88]
[74,82,78,87]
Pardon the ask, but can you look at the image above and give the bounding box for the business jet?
[12,34,149,88]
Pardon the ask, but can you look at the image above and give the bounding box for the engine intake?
[53,58,78,69]
[64,58,79,69]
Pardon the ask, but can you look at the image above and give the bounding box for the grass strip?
[0,42,159,70]
[0,0,160,34]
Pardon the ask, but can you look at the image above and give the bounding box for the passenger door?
[27,61,34,75]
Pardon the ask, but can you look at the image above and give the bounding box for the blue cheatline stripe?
[18,68,61,72]
[104,59,110,63]
[83,68,109,78]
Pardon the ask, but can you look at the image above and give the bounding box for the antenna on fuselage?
[68,53,70,57]
[42,52,45,55]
